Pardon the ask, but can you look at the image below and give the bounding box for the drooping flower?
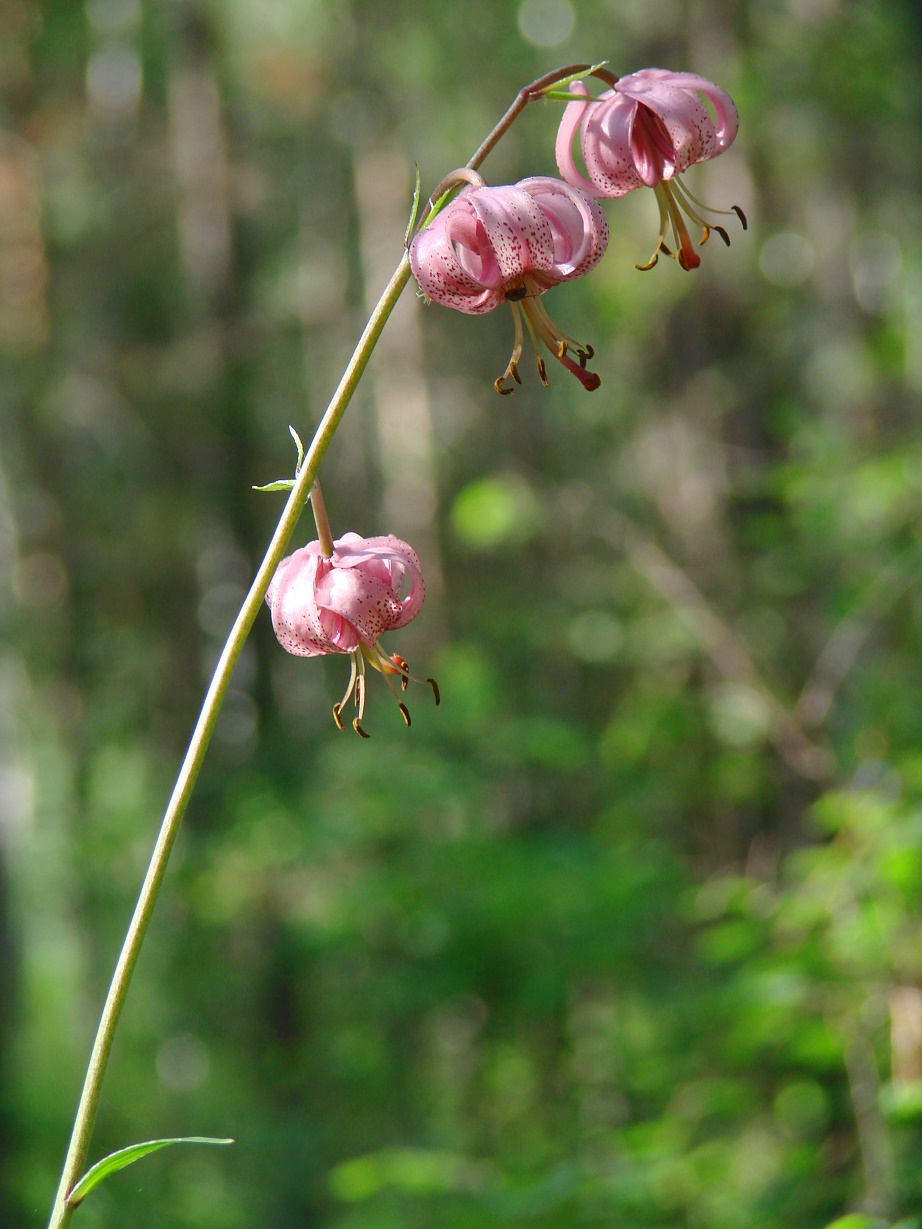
[409,175,608,393]
[266,532,438,736]
[555,69,746,271]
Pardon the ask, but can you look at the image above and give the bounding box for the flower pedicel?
[409,174,608,393]
[267,532,438,736]
[555,68,746,271]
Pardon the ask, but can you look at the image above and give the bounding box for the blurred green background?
[1,0,922,1226]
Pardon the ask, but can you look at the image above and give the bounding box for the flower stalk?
[45,62,597,1229]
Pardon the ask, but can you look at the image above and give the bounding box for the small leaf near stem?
[289,425,306,473]
[252,480,295,492]
[404,163,422,246]
[253,426,307,492]
[535,60,611,98]
[68,1138,233,1208]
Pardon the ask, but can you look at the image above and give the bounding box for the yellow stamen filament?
[519,301,550,386]
[495,300,526,394]
[495,278,599,392]
[332,643,439,736]
[638,177,747,272]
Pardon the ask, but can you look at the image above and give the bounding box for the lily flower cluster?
[265,65,745,736]
[409,66,744,394]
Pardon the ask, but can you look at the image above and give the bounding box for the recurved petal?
[518,176,609,280]
[661,71,739,150]
[467,184,556,282]
[315,565,405,648]
[557,85,649,197]
[332,534,426,630]
[554,82,598,195]
[585,89,652,193]
[266,547,338,657]
[615,68,738,171]
[409,204,505,314]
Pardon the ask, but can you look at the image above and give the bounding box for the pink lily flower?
[409,175,608,393]
[555,69,746,271]
[267,532,438,736]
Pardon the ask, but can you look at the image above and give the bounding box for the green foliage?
[68,1139,234,1208]
[1,0,921,1227]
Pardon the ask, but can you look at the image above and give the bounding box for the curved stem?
[46,61,588,1228]
[46,255,411,1229]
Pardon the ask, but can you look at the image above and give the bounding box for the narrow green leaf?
[288,425,305,474]
[423,187,453,229]
[538,60,609,98]
[67,1137,233,1207]
[404,163,422,245]
[253,479,296,492]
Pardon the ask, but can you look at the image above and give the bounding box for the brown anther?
[427,677,441,705]
[494,362,522,396]
[581,344,594,361]
[391,654,411,689]
[733,205,748,230]
[332,703,345,731]
[713,225,731,247]
[352,718,371,739]
[398,702,411,726]
[635,253,660,271]
[699,226,711,246]
[537,357,549,386]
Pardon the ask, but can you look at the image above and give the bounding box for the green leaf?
[67,1137,233,1207]
[252,479,296,492]
[538,61,610,100]
[820,1216,887,1229]
[288,425,305,474]
[404,163,422,245]
[255,426,305,490]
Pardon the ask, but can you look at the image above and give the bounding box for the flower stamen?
[495,300,526,394]
[327,643,441,736]
[520,294,601,391]
[638,177,746,272]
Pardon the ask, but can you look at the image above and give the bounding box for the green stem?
[46,255,411,1229]
[46,60,588,1228]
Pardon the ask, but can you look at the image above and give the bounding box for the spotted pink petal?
[409,201,506,315]
[517,176,609,280]
[266,533,426,658]
[266,545,336,657]
[409,177,608,314]
[556,69,739,200]
[324,533,425,635]
[555,81,641,197]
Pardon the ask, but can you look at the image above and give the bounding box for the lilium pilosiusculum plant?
[266,532,438,736]
[409,174,608,394]
[555,68,745,271]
